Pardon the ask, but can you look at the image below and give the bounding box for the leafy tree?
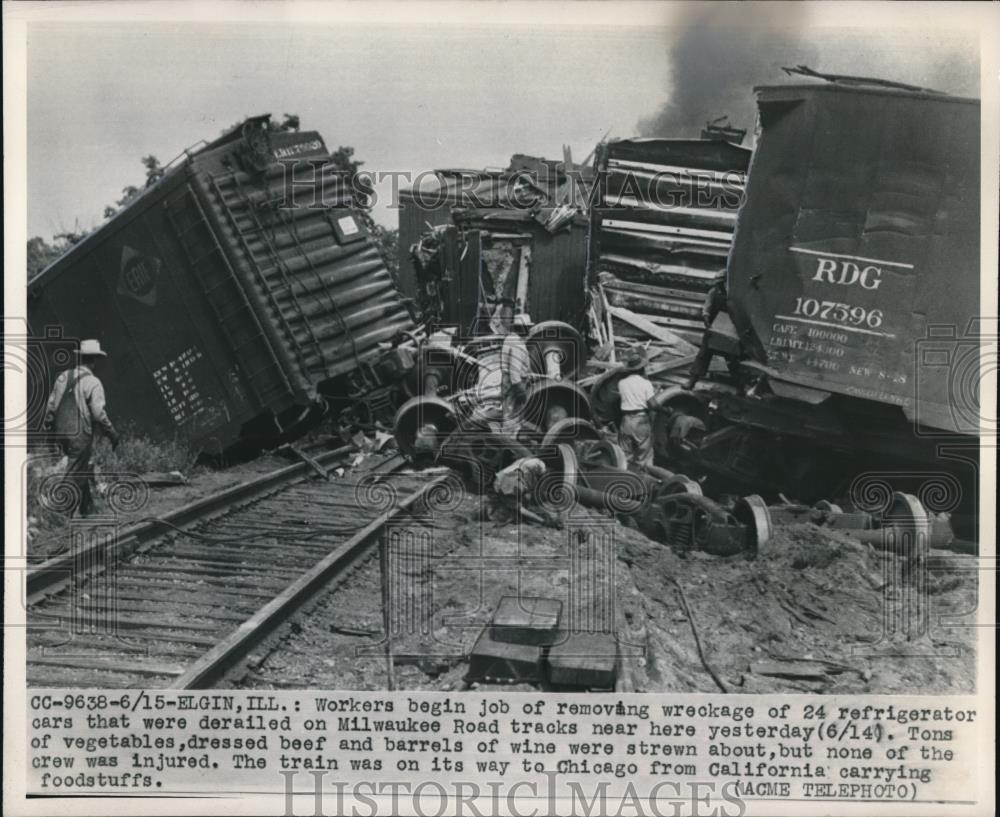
[27,233,82,278]
[27,237,62,279]
[328,145,363,179]
[370,223,399,280]
[274,114,300,132]
[104,155,164,218]
[142,155,164,185]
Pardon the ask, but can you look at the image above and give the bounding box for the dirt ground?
[239,489,978,695]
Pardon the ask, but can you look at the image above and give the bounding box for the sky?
[22,6,981,239]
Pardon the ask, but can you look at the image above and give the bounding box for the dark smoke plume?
[638,10,979,140]
[639,21,813,138]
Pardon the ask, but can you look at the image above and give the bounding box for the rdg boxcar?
[727,81,980,435]
[655,78,983,529]
[28,117,413,453]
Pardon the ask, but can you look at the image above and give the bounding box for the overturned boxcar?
[656,79,982,531]
[28,117,413,454]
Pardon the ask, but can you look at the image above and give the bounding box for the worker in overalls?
[617,349,656,468]
[43,339,120,517]
[500,314,532,435]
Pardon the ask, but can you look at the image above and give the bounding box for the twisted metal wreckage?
[29,70,979,560]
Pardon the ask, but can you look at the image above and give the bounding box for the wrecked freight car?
[28,116,414,455]
[398,156,594,334]
[589,135,752,347]
[646,74,982,537]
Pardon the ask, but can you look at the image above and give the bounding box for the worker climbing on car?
[500,312,532,435]
[686,269,743,390]
[43,339,120,517]
[617,348,656,468]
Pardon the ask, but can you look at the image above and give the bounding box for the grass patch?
[25,428,200,551]
[102,430,199,475]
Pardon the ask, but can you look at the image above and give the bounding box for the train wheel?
[733,494,773,558]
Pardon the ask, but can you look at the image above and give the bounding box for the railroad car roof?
[754,81,979,106]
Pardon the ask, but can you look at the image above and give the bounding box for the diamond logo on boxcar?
[117,245,161,306]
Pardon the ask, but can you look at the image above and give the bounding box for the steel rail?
[26,444,363,602]
[169,471,450,689]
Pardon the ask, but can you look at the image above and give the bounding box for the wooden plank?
[52,601,246,622]
[111,577,277,600]
[284,445,331,481]
[606,287,702,320]
[749,660,832,681]
[31,610,221,632]
[122,563,298,579]
[601,273,708,302]
[598,254,721,280]
[31,627,220,648]
[607,306,698,353]
[107,589,258,611]
[31,637,204,658]
[29,654,185,677]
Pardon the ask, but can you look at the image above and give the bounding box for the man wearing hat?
[618,348,656,468]
[500,313,532,434]
[43,339,120,517]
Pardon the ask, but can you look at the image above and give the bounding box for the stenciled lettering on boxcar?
[272,139,324,160]
[766,246,914,403]
[152,346,210,426]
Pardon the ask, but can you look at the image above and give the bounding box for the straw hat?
[623,349,648,371]
[76,339,107,357]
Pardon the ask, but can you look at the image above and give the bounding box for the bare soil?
[239,495,978,695]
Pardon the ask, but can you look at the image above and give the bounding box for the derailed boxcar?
[728,82,980,433]
[28,117,413,453]
[655,79,982,533]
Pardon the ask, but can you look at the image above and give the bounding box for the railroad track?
[26,448,450,689]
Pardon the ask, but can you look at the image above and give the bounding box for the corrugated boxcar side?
[727,84,980,433]
[187,130,413,394]
[592,138,751,345]
[28,170,257,449]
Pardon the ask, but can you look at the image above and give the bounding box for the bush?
[101,430,197,475]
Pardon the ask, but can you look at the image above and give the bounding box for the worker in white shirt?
[617,349,656,468]
[500,313,532,434]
